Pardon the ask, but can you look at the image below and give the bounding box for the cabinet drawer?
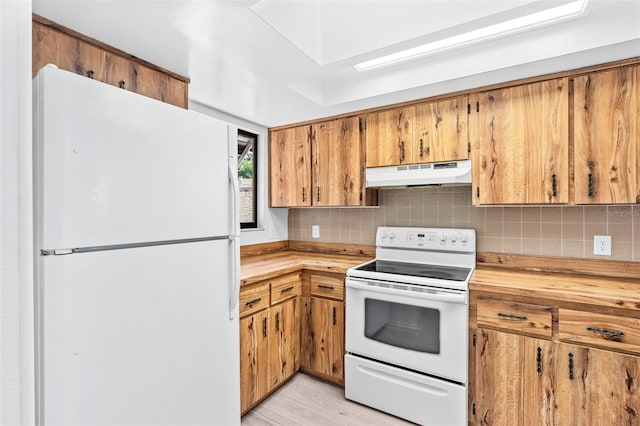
[239,282,270,317]
[559,309,640,355]
[310,274,344,300]
[477,299,553,339]
[271,276,302,305]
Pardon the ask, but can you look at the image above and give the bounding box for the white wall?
[0,1,34,425]
[190,101,288,246]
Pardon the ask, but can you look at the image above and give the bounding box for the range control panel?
[376,226,476,252]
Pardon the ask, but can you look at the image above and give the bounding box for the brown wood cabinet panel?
[239,282,270,318]
[269,126,312,207]
[559,309,640,355]
[268,297,300,389]
[477,298,553,339]
[471,78,569,204]
[32,18,188,108]
[302,297,345,385]
[240,309,269,414]
[270,277,302,305]
[414,96,469,163]
[365,107,414,167]
[309,274,344,301]
[556,343,640,425]
[574,66,640,204]
[312,117,362,206]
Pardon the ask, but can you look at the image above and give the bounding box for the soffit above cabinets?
[32,1,640,127]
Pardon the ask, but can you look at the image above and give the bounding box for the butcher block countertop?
[240,251,371,287]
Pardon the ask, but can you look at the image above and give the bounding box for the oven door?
[345,277,468,383]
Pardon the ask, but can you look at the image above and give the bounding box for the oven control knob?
[389,232,396,240]
[450,234,458,243]
[439,234,447,243]
[381,232,388,241]
[460,233,468,243]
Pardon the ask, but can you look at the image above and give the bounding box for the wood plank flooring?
[241,373,414,426]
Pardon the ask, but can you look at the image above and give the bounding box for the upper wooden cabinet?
[269,117,377,208]
[365,96,469,167]
[574,65,640,204]
[32,15,189,108]
[470,78,569,205]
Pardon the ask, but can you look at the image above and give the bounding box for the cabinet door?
[475,329,555,425]
[312,117,363,206]
[240,309,269,414]
[269,126,312,207]
[414,96,469,163]
[556,343,640,425]
[303,297,345,384]
[268,297,300,388]
[574,66,639,204]
[471,78,569,204]
[365,107,414,167]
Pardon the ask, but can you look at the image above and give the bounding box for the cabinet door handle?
[275,312,280,331]
[568,352,574,380]
[302,187,306,202]
[318,284,335,290]
[419,139,424,157]
[536,347,542,375]
[497,313,528,321]
[317,187,320,202]
[263,317,267,338]
[552,174,557,197]
[87,70,95,79]
[400,141,405,161]
[586,327,624,338]
[281,286,294,294]
[244,298,261,307]
[332,307,336,325]
[588,173,594,198]
[119,80,126,89]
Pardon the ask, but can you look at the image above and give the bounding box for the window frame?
[237,129,258,230]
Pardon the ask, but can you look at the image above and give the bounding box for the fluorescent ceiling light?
[354,0,589,71]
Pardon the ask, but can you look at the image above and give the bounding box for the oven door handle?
[346,279,467,304]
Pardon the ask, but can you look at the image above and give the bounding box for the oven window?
[364,299,440,353]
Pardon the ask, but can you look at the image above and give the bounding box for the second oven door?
[345,277,468,383]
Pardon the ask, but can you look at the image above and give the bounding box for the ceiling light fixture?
[354,0,589,72]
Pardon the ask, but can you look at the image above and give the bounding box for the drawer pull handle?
[536,347,542,375]
[245,298,262,307]
[333,307,337,325]
[586,327,625,338]
[275,312,280,331]
[318,284,335,290]
[280,286,294,294]
[497,313,528,321]
[568,353,574,380]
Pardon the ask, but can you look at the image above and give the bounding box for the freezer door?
[34,66,230,249]
[36,240,240,426]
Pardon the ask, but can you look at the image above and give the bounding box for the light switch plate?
[593,235,611,256]
[312,225,320,239]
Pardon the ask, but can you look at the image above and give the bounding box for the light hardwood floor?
[241,373,414,426]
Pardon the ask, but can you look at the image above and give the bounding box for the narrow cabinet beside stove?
[470,273,640,425]
[239,272,301,414]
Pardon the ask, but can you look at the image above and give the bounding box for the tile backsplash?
[288,186,640,261]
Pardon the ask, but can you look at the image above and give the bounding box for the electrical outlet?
[312,225,320,239]
[593,235,611,256]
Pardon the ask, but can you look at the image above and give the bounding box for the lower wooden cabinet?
[268,297,300,388]
[302,297,345,384]
[240,309,269,413]
[473,296,640,425]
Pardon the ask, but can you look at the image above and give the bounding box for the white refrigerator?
[33,65,241,426]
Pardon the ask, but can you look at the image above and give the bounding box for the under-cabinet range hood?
[366,160,472,188]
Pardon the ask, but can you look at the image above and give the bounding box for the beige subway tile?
[359,210,374,235]
[611,241,632,261]
[583,222,607,237]
[562,206,584,223]
[584,206,607,223]
[485,219,503,238]
[452,206,469,223]
[423,194,439,208]
[540,207,562,223]
[361,232,376,245]
[411,207,425,226]
[608,223,632,243]
[453,219,470,228]
[562,223,584,240]
[521,222,541,239]
[453,191,471,207]
[384,206,397,225]
[438,193,454,208]
[372,208,385,229]
[541,239,562,257]
[438,208,454,227]
[397,207,412,226]
[478,237,502,253]
[607,206,634,224]
[397,189,412,206]
[503,238,522,254]
[485,207,503,222]
[521,207,541,223]
[562,239,584,258]
[503,207,522,222]
[503,222,521,239]
[540,223,561,239]
[634,224,640,250]
[424,208,438,222]
[634,206,640,224]
[383,191,398,206]
[521,238,542,256]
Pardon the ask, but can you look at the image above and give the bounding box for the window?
[238,130,257,229]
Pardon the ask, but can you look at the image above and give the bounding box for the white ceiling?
[33,0,640,127]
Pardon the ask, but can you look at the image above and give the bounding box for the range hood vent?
[366,160,472,188]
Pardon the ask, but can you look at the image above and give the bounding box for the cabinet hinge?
[472,333,476,347]
[359,119,363,132]
[467,103,471,114]
[472,403,476,416]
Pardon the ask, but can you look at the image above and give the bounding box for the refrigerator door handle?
[228,162,241,320]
